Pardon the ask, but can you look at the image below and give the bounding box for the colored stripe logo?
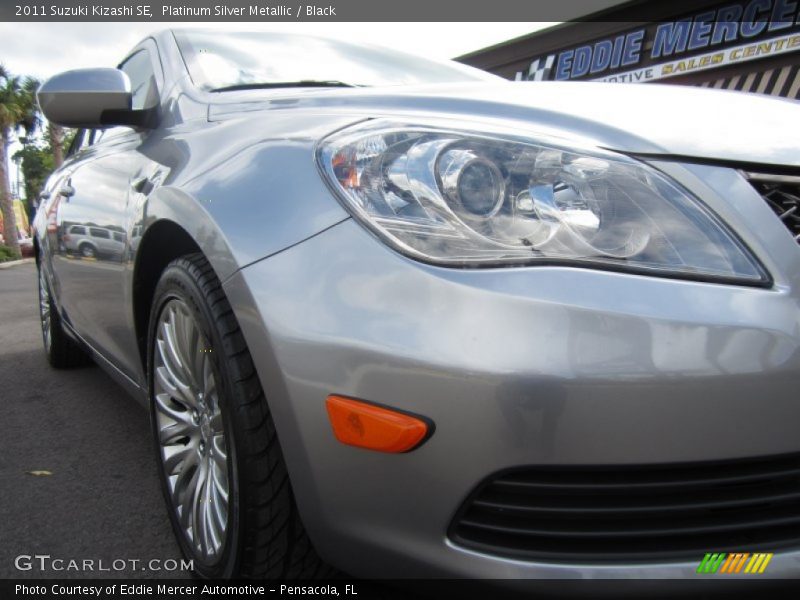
[697,552,773,574]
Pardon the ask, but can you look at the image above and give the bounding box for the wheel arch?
[132,186,242,373]
[132,220,202,371]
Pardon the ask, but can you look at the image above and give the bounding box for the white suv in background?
[61,224,125,259]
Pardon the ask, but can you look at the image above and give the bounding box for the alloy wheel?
[153,298,229,562]
[38,269,52,353]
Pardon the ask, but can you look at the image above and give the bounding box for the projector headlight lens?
[318,120,766,284]
[439,149,505,218]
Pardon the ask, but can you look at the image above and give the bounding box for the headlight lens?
[318,121,766,284]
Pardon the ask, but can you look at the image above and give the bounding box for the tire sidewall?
[147,261,242,579]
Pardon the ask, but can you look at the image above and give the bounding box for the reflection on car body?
[61,224,126,259]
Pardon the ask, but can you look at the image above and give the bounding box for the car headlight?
[317,120,767,284]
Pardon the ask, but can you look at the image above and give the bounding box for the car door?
[35,166,77,307]
[49,41,166,385]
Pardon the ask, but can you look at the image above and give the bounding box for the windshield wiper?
[210,80,357,92]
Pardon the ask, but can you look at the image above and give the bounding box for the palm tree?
[49,123,64,168]
[0,68,40,255]
[19,77,41,139]
[0,65,23,255]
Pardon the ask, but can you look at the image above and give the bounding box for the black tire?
[148,253,331,579]
[79,243,96,258]
[38,266,92,369]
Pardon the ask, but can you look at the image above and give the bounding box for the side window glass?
[90,228,110,239]
[92,124,127,145]
[66,129,109,155]
[120,50,159,111]
[66,129,87,157]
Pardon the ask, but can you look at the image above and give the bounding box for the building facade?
[458,0,800,99]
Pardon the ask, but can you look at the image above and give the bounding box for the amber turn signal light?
[325,395,431,453]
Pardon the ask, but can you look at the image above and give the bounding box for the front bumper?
[223,162,800,579]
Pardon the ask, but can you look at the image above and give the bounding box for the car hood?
[208,81,800,168]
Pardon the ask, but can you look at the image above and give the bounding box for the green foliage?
[0,244,20,262]
[62,128,78,151]
[0,72,38,131]
[1,66,52,236]
[13,143,54,210]
[0,67,38,134]
[18,77,41,137]
[1,65,68,249]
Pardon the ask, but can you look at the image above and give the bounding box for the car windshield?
[173,30,500,92]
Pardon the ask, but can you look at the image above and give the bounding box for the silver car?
[33,29,800,582]
[61,224,126,259]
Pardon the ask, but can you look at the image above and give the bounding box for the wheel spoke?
[209,411,224,434]
[210,454,229,505]
[163,441,196,476]
[202,353,217,399]
[39,272,51,350]
[155,361,196,409]
[161,311,192,383]
[154,391,193,426]
[177,461,202,530]
[211,433,226,458]
[174,307,201,390]
[202,460,221,554]
[157,308,197,391]
[209,487,228,539]
[191,460,208,552]
[158,416,195,446]
[193,337,207,394]
[158,337,191,394]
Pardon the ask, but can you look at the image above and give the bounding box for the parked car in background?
[61,224,126,259]
[0,230,34,258]
[33,29,800,583]
[18,234,34,258]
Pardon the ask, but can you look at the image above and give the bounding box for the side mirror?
[37,68,151,129]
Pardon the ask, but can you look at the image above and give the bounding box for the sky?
[0,22,554,81]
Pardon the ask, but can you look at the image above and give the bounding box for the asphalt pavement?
[0,262,186,579]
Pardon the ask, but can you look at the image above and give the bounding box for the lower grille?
[449,453,800,562]
[746,171,800,243]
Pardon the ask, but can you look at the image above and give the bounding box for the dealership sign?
[515,0,800,82]
[597,30,800,82]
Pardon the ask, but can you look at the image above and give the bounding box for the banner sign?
[596,30,800,82]
[515,0,800,82]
